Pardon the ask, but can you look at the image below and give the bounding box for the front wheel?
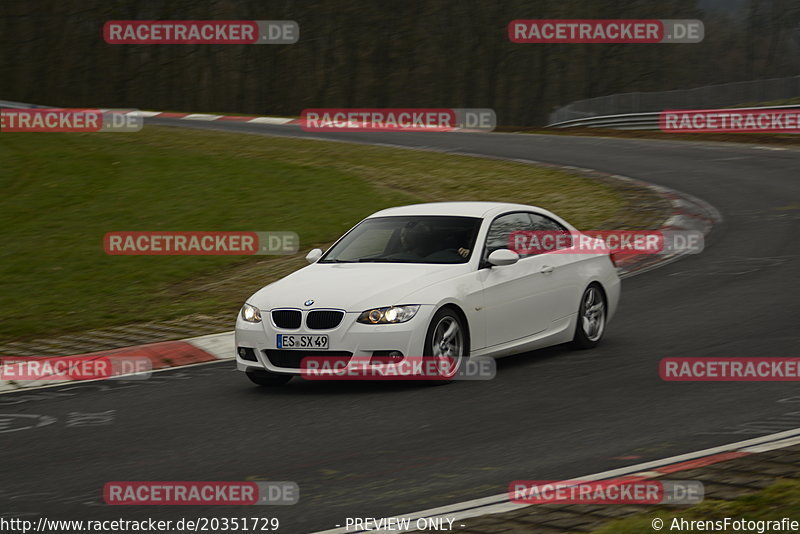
[422,308,468,384]
[246,370,293,386]
[571,284,606,349]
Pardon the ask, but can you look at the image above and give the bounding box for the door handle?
[539,265,554,274]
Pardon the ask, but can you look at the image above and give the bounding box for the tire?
[571,284,607,349]
[246,370,293,386]
[422,307,469,384]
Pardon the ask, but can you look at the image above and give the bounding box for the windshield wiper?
[356,258,415,263]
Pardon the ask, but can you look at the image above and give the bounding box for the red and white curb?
[143,111,486,132]
[609,174,721,279]
[140,110,299,125]
[311,427,800,533]
[0,331,233,393]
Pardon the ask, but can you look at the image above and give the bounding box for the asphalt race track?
[2,121,799,533]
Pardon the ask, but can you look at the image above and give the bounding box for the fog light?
[237,347,257,362]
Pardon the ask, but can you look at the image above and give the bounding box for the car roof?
[368,202,545,219]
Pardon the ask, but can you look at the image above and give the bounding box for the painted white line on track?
[247,117,295,124]
[311,427,800,533]
[183,114,223,120]
[741,434,800,453]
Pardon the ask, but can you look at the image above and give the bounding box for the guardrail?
[547,104,800,130]
[548,76,800,124]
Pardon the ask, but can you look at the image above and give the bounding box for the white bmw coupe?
[235,202,620,385]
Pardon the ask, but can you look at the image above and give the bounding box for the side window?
[528,213,568,233]
[527,212,573,253]
[485,212,535,258]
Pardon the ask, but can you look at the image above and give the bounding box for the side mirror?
[487,249,519,267]
[305,248,323,263]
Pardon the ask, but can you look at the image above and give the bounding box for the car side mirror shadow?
[487,249,519,267]
[306,248,323,263]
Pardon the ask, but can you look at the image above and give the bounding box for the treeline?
[1,0,799,125]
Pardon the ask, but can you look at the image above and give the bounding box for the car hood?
[248,262,468,311]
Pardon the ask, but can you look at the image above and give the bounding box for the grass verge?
[0,125,662,341]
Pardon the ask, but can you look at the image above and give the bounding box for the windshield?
[320,216,482,264]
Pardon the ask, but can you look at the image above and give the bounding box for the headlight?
[240,303,262,323]
[357,305,420,324]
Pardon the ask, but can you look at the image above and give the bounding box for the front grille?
[272,310,302,329]
[263,350,353,369]
[306,310,344,330]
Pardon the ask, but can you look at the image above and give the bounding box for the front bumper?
[234,306,434,375]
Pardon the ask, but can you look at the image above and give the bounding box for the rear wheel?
[246,370,293,386]
[571,284,606,349]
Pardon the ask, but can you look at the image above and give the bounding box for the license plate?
[276,334,329,350]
